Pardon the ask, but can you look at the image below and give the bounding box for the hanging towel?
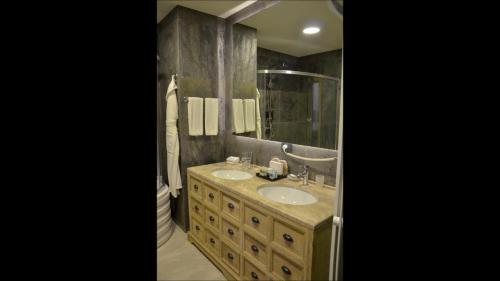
[187,97,203,136]
[255,89,262,139]
[232,99,245,133]
[166,75,182,198]
[204,98,218,136]
[244,99,256,132]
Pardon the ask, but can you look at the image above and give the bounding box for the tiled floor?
[157,224,226,281]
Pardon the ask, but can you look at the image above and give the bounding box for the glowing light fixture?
[303,26,320,34]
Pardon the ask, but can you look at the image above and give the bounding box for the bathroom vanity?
[187,162,336,281]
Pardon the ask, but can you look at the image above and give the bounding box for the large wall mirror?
[231,0,343,150]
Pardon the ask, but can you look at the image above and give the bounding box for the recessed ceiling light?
[303,27,320,34]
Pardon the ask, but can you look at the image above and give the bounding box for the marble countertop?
[187,162,336,229]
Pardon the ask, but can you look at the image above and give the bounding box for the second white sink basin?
[257,184,317,205]
[211,169,253,180]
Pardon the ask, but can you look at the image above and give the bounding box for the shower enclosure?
[257,70,341,150]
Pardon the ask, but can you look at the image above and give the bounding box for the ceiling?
[240,1,342,57]
[157,0,249,23]
[157,0,343,57]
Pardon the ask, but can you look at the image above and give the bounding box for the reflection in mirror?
[231,0,342,150]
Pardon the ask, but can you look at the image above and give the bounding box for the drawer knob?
[228,202,234,209]
[209,216,215,222]
[194,184,198,190]
[195,205,199,211]
[195,225,200,231]
[227,253,234,260]
[251,271,258,279]
[283,233,294,242]
[251,245,259,252]
[227,228,234,235]
[210,238,215,244]
[209,193,215,199]
[251,216,260,224]
[281,265,292,275]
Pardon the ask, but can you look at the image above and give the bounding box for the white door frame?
[329,48,343,280]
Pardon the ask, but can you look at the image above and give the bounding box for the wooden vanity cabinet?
[187,173,332,281]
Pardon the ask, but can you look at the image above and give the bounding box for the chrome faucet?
[298,165,309,185]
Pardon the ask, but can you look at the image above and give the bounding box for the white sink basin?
[211,169,253,180]
[257,184,317,205]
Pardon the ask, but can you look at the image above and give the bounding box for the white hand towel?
[188,97,203,136]
[255,89,262,139]
[244,99,256,132]
[204,98,218,136]
[232,99,245,134]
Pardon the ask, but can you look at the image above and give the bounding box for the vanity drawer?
[189,177,203,200]
[243,258,267,281]
[273,220,305,258]
[271,251,303,281]
[205,229,220,256]
[244,205,270,240]
[222,242,240,274]
[204,183,220,210]
[243,232,267,269]
[191,217,205,242]
[190,198,204,221]
[222,193,240,221]
[222,218,241,247]
[205,208,219,233]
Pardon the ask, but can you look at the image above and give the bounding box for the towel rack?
[181,97,222,103]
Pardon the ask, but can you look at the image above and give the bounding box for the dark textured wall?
[298,49,343,78]
[158,6,225,231]
[157,7,178,194]
[257,47,299,70]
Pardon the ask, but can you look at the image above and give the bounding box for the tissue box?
[269,160,284,175]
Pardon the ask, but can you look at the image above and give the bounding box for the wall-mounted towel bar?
[181,97,221,103]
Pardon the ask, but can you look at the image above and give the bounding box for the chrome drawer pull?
[251,272,258,279]
[209,193,215,199]
[227,253,234,260]
[251,216,260,224]
[228,202,234,209]
[209,216,215,222]
[227,228,234,235]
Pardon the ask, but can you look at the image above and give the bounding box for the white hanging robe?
[166,75,182,198]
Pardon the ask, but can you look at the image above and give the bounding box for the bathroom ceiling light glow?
[303,26,320,34]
